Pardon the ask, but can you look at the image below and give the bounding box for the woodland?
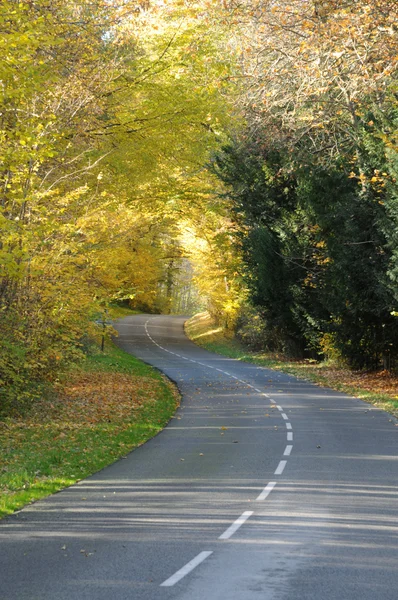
[1,0,398,413]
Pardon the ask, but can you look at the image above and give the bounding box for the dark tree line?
[212,130,398,369]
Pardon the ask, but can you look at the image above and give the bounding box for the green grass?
[107,303,140,320]
[185,312,398,418]
[0,341,179,519]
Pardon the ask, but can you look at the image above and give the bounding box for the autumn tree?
[0,0,244,409]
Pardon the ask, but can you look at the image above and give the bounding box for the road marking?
[256,481,276,501]
[219,511,253,539]
[160,551,213,587]
[144,317,293,511]
[274,460,287,475]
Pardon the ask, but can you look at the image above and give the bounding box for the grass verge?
[0,341,179,519]
[185,312,398,419]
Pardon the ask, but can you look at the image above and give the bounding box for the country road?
[1,314,397,600]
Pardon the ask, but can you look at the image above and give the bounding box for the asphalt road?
[1,314,397,600]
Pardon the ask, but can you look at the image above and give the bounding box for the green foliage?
[206,0,398,370]
[213,133,398,368]
[299,165,398,368]
[212,141,326,357]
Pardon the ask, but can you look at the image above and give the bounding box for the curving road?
[1,314,397,599]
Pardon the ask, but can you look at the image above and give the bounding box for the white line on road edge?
[256,481,276,501]
[160,551,213,587]
[143,320,278,410]
[274,460,287,475]
[219,511,254,540]
[144,318,292,516]
[141,317,295,586]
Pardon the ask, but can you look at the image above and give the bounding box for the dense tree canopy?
[1,0,398,411]
[0,0,240,409]
[213,0,398,368]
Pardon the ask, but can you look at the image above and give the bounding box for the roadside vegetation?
[0,336,179,519]
[2,2,398,408]
[186,313,398,419]
[1,2,398,517]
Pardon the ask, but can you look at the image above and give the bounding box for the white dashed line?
[274,460,287,475]
[256,481,277,501]
[160,551,213,587]
[144,316,294,583]
[219,511,253,540]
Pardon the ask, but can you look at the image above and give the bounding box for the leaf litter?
[0,348,179,518]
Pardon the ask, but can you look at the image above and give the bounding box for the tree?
[0,0,244,410]
[208,0,398,367]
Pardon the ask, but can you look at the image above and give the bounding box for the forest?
[1,0,398,414]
